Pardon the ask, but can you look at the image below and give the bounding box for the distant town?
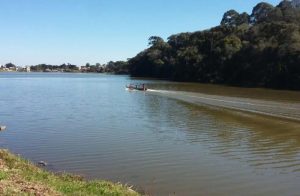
[0,61,129,74]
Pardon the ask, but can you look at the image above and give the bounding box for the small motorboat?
[126,83,147,91]
[0,126,6,131]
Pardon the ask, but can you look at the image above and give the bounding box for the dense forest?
[128,0,300,90]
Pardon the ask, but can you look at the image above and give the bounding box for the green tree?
[127,1,300,90]
[5,63,16,68]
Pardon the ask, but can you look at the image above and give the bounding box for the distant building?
[16,66,22,72]
[26,66,31,72]
[80,66,89,72]
[8,67,16,71]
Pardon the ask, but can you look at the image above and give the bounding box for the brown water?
[1,73,300,195]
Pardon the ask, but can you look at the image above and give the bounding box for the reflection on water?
[187,104,300,173]
[144,94,300,173]
[0,73,300,195]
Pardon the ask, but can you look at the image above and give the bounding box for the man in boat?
[126,83,147,91]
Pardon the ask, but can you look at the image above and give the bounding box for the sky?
[0,0,281,66]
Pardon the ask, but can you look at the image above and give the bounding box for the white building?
[25,66,31,72]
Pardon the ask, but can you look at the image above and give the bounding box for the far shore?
[0,70,129,75]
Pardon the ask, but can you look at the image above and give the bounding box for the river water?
[1,72,300,195]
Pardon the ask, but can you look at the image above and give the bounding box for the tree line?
[1,61,129,74]
[128,1,300,90]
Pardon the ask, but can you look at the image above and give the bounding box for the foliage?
[28,61,129,74]
[5,63,16,68]
[105,61,129,74]
[30,63,79,72]
[128,1,300,90]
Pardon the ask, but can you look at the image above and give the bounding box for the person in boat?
[126,83,147,91]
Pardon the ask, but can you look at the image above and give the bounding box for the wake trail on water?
[146,89,168,93]
[146,89,300,122]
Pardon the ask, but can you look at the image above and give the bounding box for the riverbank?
[0,149,140,196]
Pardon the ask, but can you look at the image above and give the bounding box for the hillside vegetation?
[128,0,300,90]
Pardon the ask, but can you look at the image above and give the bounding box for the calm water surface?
[1,72,300,195]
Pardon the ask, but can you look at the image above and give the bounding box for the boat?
[126,83,147,91]
[0,126,6,131]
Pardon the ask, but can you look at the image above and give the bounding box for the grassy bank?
[0,149,140,196]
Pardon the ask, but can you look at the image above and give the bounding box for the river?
[0,72,300,195]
